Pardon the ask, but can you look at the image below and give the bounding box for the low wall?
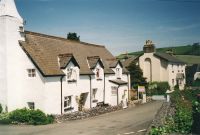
[145,101,175,135]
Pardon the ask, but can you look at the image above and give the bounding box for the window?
[92,89,97,99]
[18,26,24,32]
[179,80,182,85]
[67,68,77,81]
[172,71,174,73]
[27,102,35,110]
[96,68,100,78]
[67,68,73,79]
[96,68,102,80]
[111,86,117,96]
[172,79,174,86]
[27,69,36,77]
[64,96,72,109]
[116,68,121,78]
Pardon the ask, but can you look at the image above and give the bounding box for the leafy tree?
[67,32,80,41]
[127,61,147,89]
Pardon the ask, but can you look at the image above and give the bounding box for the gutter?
[60,76,64,115]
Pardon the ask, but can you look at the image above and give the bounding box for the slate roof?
[122,55,140,68]
[19,31,124,76]
[154,52,185,64]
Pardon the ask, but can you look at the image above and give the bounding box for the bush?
[9,108,30,123]
[9,108,54,125]
[0,104,3,114]
[147,82,170,96]
[0,113,11,125]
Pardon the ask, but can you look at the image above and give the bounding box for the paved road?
[0,101,163,135]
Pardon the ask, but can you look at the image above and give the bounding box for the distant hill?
[118,43,200,59]
[175,55,200,65]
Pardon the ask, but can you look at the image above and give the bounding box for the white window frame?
[64,96,72,109]
[67,68,77,81]
[27,69,36,77]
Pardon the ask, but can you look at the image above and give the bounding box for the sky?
[15,0,200,55]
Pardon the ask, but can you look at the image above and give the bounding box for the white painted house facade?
[123,40,186,90]
[0,0,130,114]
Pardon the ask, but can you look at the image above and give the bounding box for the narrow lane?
[0,101,163,135]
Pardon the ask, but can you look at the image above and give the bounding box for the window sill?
[68,79,77,83]
[64,106,74,112]
[92,99,98,103]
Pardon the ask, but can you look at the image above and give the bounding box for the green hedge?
[147,82,170,96]
[0,108,54,125]
[149,89,197,135]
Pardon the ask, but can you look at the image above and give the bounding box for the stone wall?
[55,105,122,122]
[145,101,175,135]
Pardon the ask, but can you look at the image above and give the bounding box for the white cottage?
[0,0,130,114]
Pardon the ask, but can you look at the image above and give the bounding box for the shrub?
[147,82,170,96]
[0,104,3,114]
[0,113,11,125]
[9,108,30,123]
[9,108,54,125]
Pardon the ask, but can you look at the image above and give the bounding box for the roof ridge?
[80,41,105,48]
[25,31,71,41]
[25,31,105,48]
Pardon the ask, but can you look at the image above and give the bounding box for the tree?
[127,61,147,89]
[67,32,80,41]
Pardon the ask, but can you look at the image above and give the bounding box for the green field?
[118,44,200,60]
[175,55,200,65]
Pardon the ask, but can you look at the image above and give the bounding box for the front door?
[78,93,88,111]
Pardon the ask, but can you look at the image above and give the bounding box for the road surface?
[0,101,163,135]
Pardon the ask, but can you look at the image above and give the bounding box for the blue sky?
[16,0,200,55]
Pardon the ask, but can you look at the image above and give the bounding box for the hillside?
[118,43,200,59]
[175,55,200,65]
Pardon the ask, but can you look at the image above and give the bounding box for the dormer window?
[96,68,102,80]
[116,68,121,79]
[96,68,100,78]
[67,68,77,82]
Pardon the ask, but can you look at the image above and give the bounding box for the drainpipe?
[127,73,130,100]
[89,75,92,108]
[60,76,64,115]
[103,73,105,103]
[117,85,120,105]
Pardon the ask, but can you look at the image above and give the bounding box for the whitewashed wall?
[91,62,104,107]
[139,53,161,82]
